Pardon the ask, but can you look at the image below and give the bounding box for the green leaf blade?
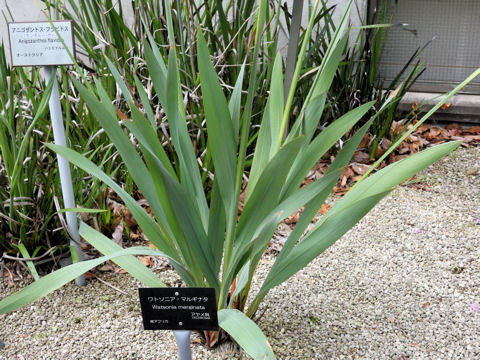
[79,222,165,288]
[218,309,276,360]
[197,32,237,218]
[0,247,164,314]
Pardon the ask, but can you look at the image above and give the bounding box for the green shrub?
[2,2,477,358]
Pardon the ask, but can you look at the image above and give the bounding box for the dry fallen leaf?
[353,150,370,164]
[98,263,114,272]
[111,222,124,246]
[463,126,480,134]
[85,272,96,279]
[147,241,158,249]
[318,203,331,215]
[138,256,152,267]
[351,163,370,175]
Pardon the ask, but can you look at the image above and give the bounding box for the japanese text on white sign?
[8,21,75,67]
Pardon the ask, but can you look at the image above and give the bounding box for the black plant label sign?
[138,287,219,331]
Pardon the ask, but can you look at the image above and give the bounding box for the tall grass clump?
[0,44,61,256]
[41,0,320,163]
[0,44,126,267]
[292,0,427,159]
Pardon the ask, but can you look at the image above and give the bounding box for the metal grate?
[372,0,480,94]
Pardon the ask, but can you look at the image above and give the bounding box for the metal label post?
[8,20,85,286]
[174,330,192,360]
[43,65,85,286]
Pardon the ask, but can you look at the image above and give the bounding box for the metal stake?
[173,330,192,360]
[43,65,85,286]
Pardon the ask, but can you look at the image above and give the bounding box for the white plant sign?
[8,21,74,67]
[6,19,85,285]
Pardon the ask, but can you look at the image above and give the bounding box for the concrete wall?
[1,0,47,44]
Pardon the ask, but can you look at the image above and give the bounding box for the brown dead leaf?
[98,263,114,272]
[390,85,401,98]
[424,127,441,141]
[129,232,143,240]
[192,338,203,345]
[138,256,152,267]
[205,330,220,348]
[318,203,331,215]
[238,190,246,217]
[440,103,453,110]
[445,122,461,130]
[407,141,421,154]
[422,301,430,309]
[111,222,124,246]
[116,108,128,120]
[374,145,385,159]
[123,209,137,228]
[351,163,370,175]
[463,134,480,142]
[147,241,158,249]
[410,183,430,191]
[397,145,410,155]
[284,211,301,226]
[463,126,480,135]
[448,129,462,137]
[85,272,96,279]
[353,150,370,164]
[342,166,355,179]
[351,175,363,182]
[358,133,370,149]
[390,121,404,137]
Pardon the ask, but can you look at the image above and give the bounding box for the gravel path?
[1,146,479,360]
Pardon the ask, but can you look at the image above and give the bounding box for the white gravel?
[1,146,479,359]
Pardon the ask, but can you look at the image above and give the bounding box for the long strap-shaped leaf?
[247,53,284,201]
[237,137,304,241]
[143,41,168,107]
[123,103,201,273]
[197,31,237,223]
[164,49,209,227]
[327,141,463,225]
[207,177,226,276]
[228,63,246,140]
[71,77,173,241]
[252,141,461,314]
[0,247,165,314]
[146,151,221,292]
[80,222,198,288]
[140,147,204,287]
[259,191,390,295]
[46,144,179,261]
[276,116,376,266]
[218,309,276,360]
[79,222,165,287]
[282,101,375,199]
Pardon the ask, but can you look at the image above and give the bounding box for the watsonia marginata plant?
[1,1,478,358]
